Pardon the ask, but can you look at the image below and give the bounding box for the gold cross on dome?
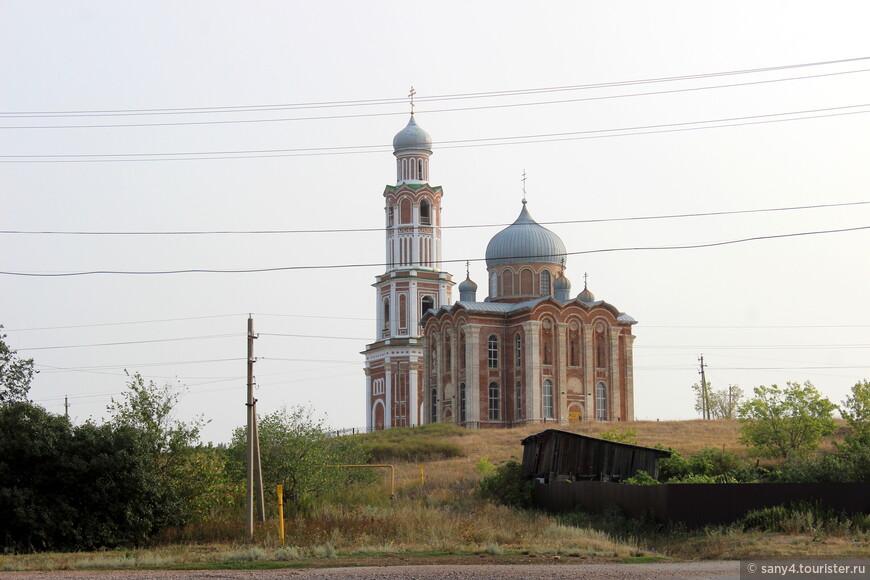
[521,169,527,203]
[409,86,416,114]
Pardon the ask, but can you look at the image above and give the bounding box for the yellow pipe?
[322,464,395,499]
[276,484,285,546]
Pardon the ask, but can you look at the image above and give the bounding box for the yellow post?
[277,484,285,547]
[419,463,425,487]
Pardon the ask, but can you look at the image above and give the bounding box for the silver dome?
[485,202,567,267]
[393,115,432,152]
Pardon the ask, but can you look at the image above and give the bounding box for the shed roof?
[521,429,671,457]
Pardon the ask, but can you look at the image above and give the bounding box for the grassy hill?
[357,420,747,491]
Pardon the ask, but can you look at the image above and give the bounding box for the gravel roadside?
[1,561,740,580]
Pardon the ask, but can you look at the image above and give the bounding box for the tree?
[692,383,743,419]
[839,379,870,449]
[107,371,217,525]
[737,381,837,459]
[228,406,371,512]
[107,371,204,462]
[0,326,36,406]
[0,402,170,550]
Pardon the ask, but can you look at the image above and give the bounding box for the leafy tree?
[0,326,35,406]
[107,371,205,462]
[0,402,170,550]
[738,381,837,459]
[839,379,870,450]
[691,383,743,419]
[107,371,218,525]
[228,406,371,512]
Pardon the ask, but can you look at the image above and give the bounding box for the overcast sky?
[2,1,868,444]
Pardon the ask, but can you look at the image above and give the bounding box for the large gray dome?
[393,115,432,152]
[485,202,567,267]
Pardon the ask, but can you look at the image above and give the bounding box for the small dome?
[458,276,478,293]
[393,115,432,152]
[554,273,571,291]
[458,275,478,302]
[485,202,567,268]
[578,284,596,303]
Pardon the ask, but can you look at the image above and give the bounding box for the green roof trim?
[384,183,442,192]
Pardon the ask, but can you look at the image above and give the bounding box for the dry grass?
[2,420,866,571]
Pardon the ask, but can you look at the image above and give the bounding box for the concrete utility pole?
[698,354,709,420]
[246,315,265,538]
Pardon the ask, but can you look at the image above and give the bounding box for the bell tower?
[363,102,454,430]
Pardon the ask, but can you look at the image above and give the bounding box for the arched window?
[459,383,467,423]
[543,379,554,419]
[596,326,608,368]
[502,270,514,296]
[383,298,390,330]
[515,381,523,421]
[488,382,500,420]
[445,333,452,372]
[514,333,522,367]
[420,199,431,225]
[398,294,407,332]
[489,272,498,298]
[487,335,499,369]
[540,270,551,296]
[417,159,424,180]
[387,204,395,227]
[542,322,554,365]
[520,269,533,295]
[431,387,439,422]
[421,295,435,317]
[400,198,412,224]
[569,323,581,367]
[596,382,608,421]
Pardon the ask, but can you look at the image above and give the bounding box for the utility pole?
[64,396,69,421]
[246,315,265,538]
[698,354,709,420]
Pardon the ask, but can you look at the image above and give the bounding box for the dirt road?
[3,561,740,579]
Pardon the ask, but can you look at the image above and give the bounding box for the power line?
[5,68,869,130]
[3,312,371,331]
[2,200,866,236]
[16,333,244,351]
[4,103,870,163]
[4,56,867,118]
[643,324,870,329]
[1,224,865,277]
[258,333,370,341]
[638,344,870,350]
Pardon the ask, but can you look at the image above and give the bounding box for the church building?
[364,113,636,430]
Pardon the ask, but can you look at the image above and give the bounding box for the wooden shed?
[521,429,671,483]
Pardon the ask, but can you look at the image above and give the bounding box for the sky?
[1,1,868,445]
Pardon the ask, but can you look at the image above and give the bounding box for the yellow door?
[569,411,582,424]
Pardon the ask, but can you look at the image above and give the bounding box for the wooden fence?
[534,481,869,528]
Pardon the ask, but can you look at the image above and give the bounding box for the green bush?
[0,403,177,551]
[771,445,870,483]
[478,460,533,509]
[657,447,757,483]
[739,501,868,534]
[624,470,660,485]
